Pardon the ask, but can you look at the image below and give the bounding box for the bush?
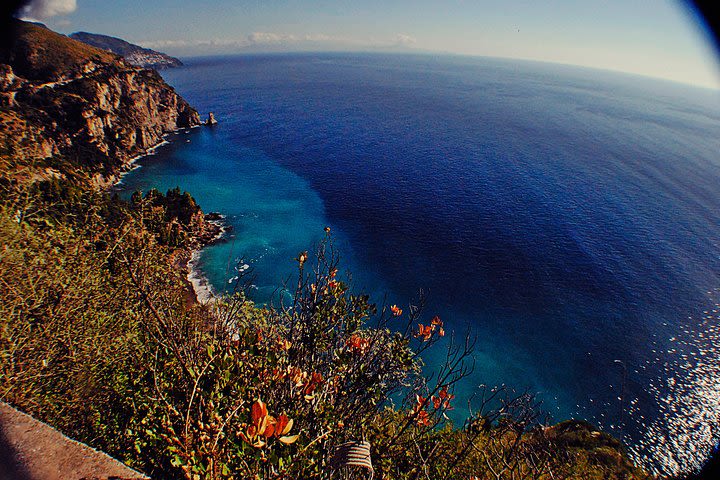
[0,182,652,479]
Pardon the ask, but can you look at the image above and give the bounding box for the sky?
[19,0,720,89]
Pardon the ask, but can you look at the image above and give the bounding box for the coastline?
[186,214,228,304]
[187,250,215,303]
[96,137,170,189]
[112,138,171,186]
[110,126,226,304]
[105,124,203,188]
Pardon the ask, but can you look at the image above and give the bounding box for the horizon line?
[165,48,720,92]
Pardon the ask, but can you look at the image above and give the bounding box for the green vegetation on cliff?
[0,182,652,479]
[0,20,653,480]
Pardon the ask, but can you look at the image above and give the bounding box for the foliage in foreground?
[0,179,652,479]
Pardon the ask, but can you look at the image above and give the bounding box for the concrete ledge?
[0,402,149,480]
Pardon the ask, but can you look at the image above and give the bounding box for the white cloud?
[394,33,417,46]
[303,34,332,42]
[20,0,77,20]
[142,32,333,52]
[142,39,234,49]
[247,32,297,45]
[140,31,420,56]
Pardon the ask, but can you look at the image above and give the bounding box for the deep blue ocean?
[118,53,720,475]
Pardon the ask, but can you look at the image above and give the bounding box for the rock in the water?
[205,112,218,126]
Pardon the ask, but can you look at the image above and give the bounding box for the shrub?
[0,182,651,479]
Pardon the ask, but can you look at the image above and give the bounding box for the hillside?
[70,31,183,70]
[1,21,118,82]
[0,20,200,188]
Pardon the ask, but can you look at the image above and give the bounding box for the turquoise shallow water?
[118,53,720,475]
[118,128,385,302]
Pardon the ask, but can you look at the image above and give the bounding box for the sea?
[117,53,720,476]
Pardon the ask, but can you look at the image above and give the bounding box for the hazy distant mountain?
[69,31,183,70]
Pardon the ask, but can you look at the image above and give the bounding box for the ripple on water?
[629,288,720,475]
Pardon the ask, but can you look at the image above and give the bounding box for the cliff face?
[70,31,183,70]
[0,21,200,186]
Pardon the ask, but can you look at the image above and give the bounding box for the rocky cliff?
[0,20,200,187]
[70,31,183,70]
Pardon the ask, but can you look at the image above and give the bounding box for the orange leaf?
[256,414,269,435]
[276,414,294,436]
[414,324,433,341]
[279,434,300,445]
[251,400,268,425]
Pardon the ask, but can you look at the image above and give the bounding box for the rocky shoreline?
[2,20,221,304]
[175,215,227,305]
[111,135,228,305]
[184,211,229,304]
